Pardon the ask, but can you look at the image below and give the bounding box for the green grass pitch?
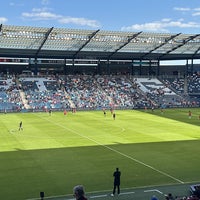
[0,108,200,200]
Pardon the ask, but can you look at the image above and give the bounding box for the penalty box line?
[35,113,184,184]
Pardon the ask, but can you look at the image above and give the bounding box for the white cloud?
[22,11,61,20]
[0,17,8,24]
[173,7,191,11]
[190,7,200,16]
[126,7,200,33]
[161,18,172,22]
[174,6,200,17]
[32,7,51,12]
[192,12,200,16]
[9,2,24,6]
[121,19,200,32]
[58,17,100,28]
[194,8,200,11]
[21,8,101,28]
[121,22,169,32]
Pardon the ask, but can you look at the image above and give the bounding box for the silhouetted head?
[73,185,85,199]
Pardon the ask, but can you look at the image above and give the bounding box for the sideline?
[26,181,194,200]
[144,189,163,194]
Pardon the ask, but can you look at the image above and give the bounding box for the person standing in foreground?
[73,185,87,200]
[111,167,121,196]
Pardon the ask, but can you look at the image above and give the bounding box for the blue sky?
[1,0,200,34]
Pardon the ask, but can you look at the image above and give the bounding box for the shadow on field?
[0,140,200,200]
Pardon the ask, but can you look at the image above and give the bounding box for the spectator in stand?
[73,185,87,200]
[186,195,199,200]
[165,193,175,200]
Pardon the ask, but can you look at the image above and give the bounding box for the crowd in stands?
[61,75,112,109]
[96,75,151,109]
[151,191,200,200]
[163,77,185,94]
[135,78,184,108]
[188,74,200,94]
[19,77,70,111]
[0,76,23,112]
[162,192,200,200]
[162,76,200,107]
[0,73,199,112]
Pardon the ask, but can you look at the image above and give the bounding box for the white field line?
[26,194,67,200]
[34,113,184,185]
[90,194,108,198]
[144,189,163,194]
[27,181,192,200]
[26,191,135,200]
[120,191,135,195]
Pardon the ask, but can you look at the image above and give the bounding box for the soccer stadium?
[1,24,200,200]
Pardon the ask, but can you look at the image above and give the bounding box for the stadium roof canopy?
[0,24,200,61]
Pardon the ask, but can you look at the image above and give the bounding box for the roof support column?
[107,60,110,75]
[33,58,38,75]
[63,59,67,75]
[97,59,100,75]
[191,59,194,75]
[157,60,160,76]
[131,60,134,76]
[139,60,142,76]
